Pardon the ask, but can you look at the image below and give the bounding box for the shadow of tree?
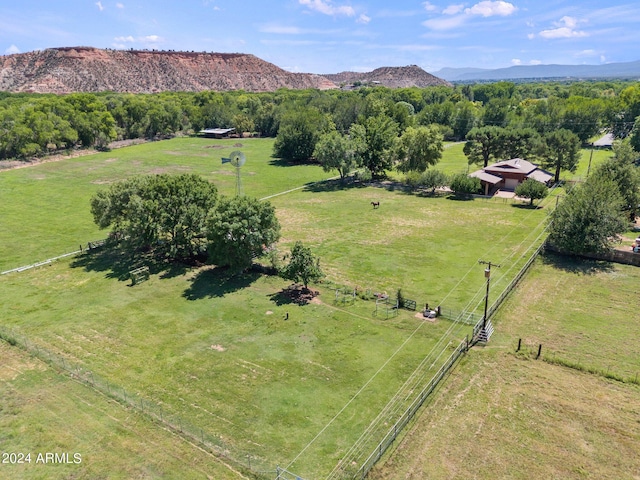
[511,203,543,210]
[540,251,615,275]
[304,177,367,193]
[182,266,261,300]
[70,246,193,283]
[267,285,319,306]
[446,194,475,201]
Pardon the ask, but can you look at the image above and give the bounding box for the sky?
[2,0,640,74]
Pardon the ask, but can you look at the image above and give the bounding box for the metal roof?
[470,170,503,184]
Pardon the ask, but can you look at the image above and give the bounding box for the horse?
[371,201,380,209]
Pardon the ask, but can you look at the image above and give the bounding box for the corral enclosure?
[0,137,593,478]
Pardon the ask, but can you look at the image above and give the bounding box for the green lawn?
[0,342,243,480]
[0,137,332,272]
[0,137,609,478]
[370,254,640,480]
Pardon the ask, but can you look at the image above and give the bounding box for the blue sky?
[2,0,640,74]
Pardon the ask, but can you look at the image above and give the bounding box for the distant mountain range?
[433,60,640,82]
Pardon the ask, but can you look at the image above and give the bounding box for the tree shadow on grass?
[511,203,543,210]
[182,266,261,300]
[70,246,192,284]
[540,251,615,275]
[267,285,319,306]
[303,177,367,193]
[446,194,475,201]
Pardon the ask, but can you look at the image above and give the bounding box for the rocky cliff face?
[0,47,337,93]
[324,65,452,88]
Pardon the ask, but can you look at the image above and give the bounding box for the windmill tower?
[221,150,246,196]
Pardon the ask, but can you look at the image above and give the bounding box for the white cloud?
[299,0,355,17]
[576,49,597,57]
[357,14,371,24]
[5,44,20,54]
[539,16,587,39]
[465,1,517,17]
[527,33,535,39]
[600,55,606,63]
[422,15,467,30]
[112,35,164,47]
[114,35,135,43]
[422,0,516,32]
[116,2,124,8]
[511,58,521,65]
[443,4,465,15]
[96,1,104,11]
[423,2,438,12]
[529,59,542,65]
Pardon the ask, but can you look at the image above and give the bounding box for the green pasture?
[371,254,640,479]
[0,137,612,477]
[0,342,241,480]
[494,253,640,381]
[0,137,331,272]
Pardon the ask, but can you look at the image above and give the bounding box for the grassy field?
[0,342,244,480]
[0,137,331,272]
[0,137,619,478]
[370,254,640,480]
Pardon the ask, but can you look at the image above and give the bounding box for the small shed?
[199,128,235,139]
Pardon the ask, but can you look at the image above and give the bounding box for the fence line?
[332,238,547,480]
[0,325,273,479]
[352,338,469,480]
[1,249,82,275]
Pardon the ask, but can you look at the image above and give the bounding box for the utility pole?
[478,260,501,329]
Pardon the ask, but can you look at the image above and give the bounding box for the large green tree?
[542,129,581,183]
[206,196,280,272]
[280,241,323,290]
[313,127,364,181]
[90,174,218,260]
[548,176,627,254]
[463,126,505,168]
[515,178,548,206]
[273,108,331,162]
[394,125,443,173]
[355,114,398,177]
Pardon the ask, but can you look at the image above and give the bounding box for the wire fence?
[0,325,274,479]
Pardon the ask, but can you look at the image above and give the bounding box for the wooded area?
[2,80,640,163]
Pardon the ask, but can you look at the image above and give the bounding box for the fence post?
[536,344,542,359]
[517,338,522,352]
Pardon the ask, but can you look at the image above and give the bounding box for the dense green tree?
[394,125,443,173]
[206,196,280,272]
[449,173,481,197]
[280,241,323,290]
[463,126,505,167]
[548,176,627,254]
[542,129,581,183]
[273,108,331,162]
[313,127,364,181]
[355,114,398,177]
[498,127,543,160]
[515,178,548,206]
[593,147,640,219]
[90,174,218,260]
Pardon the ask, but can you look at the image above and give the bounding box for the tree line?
[2,80,640,163]
[91,173,323,286]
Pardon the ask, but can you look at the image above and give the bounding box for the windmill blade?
[221,157,231,164]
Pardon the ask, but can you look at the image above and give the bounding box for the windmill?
[221,150,246,196]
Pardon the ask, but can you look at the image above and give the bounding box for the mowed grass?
[370,254,640,479]
[0,137,610,477]
[0,137,331,272]
[0,258,458,477]
[0,342,243,480]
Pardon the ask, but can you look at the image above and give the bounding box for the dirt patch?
[204,145,226,149]
[210,344,226,352]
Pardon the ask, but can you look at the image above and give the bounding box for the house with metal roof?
[470,158,553,196]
